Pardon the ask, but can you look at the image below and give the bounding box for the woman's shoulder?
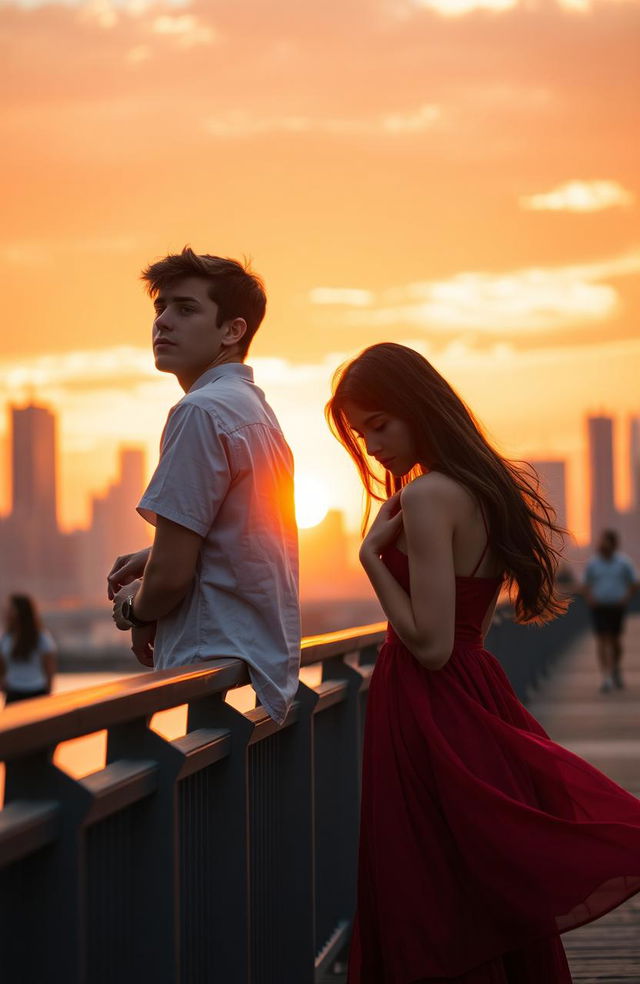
[400,472,472,512]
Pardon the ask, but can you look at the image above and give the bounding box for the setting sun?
[295,474,331,530]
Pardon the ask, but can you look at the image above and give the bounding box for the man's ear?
[221,317,248,348]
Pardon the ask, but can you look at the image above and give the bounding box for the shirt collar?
[188,362,254,393]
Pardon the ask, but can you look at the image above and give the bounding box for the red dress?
[348,542,640,984]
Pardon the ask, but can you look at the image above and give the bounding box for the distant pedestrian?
[583,529,639,692]
[0,594,57,705]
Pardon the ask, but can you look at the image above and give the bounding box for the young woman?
[327,342,640,984]
[0,594,56,705]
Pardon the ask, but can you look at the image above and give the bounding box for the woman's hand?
[360,492,403,561]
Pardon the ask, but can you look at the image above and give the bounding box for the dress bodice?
[382,543,502,649]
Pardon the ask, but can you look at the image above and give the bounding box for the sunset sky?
[1,0,639,543]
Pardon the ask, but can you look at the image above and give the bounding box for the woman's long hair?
[8,594,41,662]
[326,343,568,624]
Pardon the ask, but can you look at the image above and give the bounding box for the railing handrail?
[0,622,386,761]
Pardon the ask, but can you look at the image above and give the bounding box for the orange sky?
[1,0,639,544]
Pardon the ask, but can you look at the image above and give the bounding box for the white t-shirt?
[138,362,300,726]
[1,630,56,692]
[582,552,638,605]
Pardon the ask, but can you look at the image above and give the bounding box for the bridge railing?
[0,599,589,984]
[0,623,383,984]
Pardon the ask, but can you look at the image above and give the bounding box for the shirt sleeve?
[138,402,232,537]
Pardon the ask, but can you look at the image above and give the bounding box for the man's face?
[599,534,616,557]
[152,277,225,388]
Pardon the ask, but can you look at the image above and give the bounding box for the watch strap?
[125,597,153,628]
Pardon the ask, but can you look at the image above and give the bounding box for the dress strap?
[469,506,490,578]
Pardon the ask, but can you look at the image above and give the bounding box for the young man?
[582,529,638,693]
[109,248,300,725]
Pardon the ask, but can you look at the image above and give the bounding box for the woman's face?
[343,401,419,477]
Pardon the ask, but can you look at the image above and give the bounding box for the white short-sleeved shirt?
[1,630,56,692]
[138,362,300,725]
[582,552,638,605]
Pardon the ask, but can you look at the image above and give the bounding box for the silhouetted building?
[299,509,372,602]
[11,404,58,533]
[530,459,568,532]
[2,403,64,600]
[77,447,149,601]
[588,416,616,546]
[630,416,640,513]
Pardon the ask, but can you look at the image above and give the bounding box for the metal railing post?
[105,718,186,984]
[314,657,367,975]
[180,694,255,984]
[3,750,93,984]
[248,681,318,984]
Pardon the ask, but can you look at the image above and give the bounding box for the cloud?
[412,0,517,16]
[0,346,157,393]
[79,0,119,28]
[381,105,442,132]
[127,43,151,63]
[309,287,375,307]
[12,0,189,14]
[410,0,636,15]
[0,236,137,266]
[520,180,635,212]
[309,251,640,335]
[204,105,442,138]
[151,13,216,46]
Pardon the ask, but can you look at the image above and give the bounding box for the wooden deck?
[533,613,640,982]
[323,614,640,983]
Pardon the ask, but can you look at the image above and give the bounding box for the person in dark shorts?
[583,530,638,692]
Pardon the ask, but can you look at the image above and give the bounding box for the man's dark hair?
[602,529,619,549]
[141,247,266,358]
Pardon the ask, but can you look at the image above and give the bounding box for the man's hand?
[107,547,151,600]
[131,622,156,667]
[112,579,142,630]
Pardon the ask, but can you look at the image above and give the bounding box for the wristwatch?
[121,596,153,628]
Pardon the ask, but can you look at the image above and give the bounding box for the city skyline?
[3,373,640,547]
[0,403,149,605]
[3,400,640,608]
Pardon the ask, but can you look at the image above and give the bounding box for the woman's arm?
[360,476,456,670]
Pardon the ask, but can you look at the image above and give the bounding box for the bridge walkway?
[534,613,640,982]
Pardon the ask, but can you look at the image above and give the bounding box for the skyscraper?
[528,459,568,532]
[11,403,58,529]
[78,446,149,601]
[630,416,640,512]
[6,403,61,598]
[588,415,616,546]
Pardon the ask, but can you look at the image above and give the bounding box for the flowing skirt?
[348,639,640,983]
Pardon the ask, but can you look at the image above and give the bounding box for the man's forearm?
[133,561,193,621]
